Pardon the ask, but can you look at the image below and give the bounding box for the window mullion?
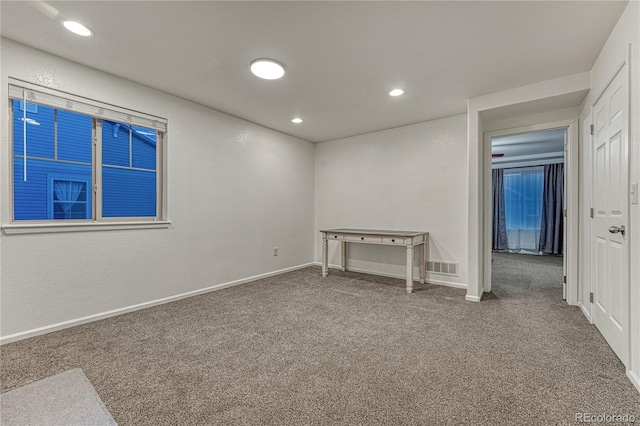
[94,119,103,221]
[156,131,164,220]
[8,100,15,224]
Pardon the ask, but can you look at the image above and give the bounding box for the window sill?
[2,220,171,235]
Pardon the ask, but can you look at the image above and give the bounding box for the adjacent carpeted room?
[1,257,639,425]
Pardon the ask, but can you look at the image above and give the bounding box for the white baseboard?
[578,302,592,323]
[628,370,640,394]
[314,262,468,290]
[465,294,481,302]
[0,262,315,345]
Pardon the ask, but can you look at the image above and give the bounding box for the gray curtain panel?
[538,163,564,254]
[492,169,508,250]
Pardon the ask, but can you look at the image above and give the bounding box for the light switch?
[632,183,638,204]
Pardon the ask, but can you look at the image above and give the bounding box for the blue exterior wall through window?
[11,99,160,221]
[12,100,93,220]
[101,120,157,217]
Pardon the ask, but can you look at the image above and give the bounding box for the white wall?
[577,1,640,392]
[314,114,468,288]
[0,39,316,340]
[483,105,582,133]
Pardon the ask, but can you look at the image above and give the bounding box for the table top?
[320,228,427,237]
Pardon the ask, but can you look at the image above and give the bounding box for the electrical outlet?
[273,247,278,256]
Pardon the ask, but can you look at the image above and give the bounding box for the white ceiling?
[492,128,565,166]
[0,1,628,143]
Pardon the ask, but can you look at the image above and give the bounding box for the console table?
[320,228,428,293]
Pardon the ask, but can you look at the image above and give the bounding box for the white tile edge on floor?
[0,262,315,345]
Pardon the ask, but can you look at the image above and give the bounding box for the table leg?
[322,233,328,277]
[406,246,414,293]
[341,241,347,272]
[419,242,426,284]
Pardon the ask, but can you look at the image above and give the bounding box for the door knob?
[609,225,626,236]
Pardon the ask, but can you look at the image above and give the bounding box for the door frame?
[579,113,594,321]
[482,119,579,305]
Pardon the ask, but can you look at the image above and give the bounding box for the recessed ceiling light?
[389,89,404,97]
[291,118,303,124]
[250,59,285,80]
[62,20,93,37]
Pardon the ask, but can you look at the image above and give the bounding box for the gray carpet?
[0,368,116,426]
[1,255,639,425]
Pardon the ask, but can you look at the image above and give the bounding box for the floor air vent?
[427,260,458,276]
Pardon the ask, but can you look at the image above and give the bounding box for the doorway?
[489,129,566,299]
[482,119,579,304]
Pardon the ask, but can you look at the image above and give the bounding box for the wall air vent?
[427,260,458,276]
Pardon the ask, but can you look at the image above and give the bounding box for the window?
[48,175,91,220]
[5,81,168,234]
[503,166,544,252]
[102,121,157,217]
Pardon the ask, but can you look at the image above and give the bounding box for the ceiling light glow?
[62,20,93,37]
[291,118,303,124]
[389,89,404,97]
[250,59,285,80]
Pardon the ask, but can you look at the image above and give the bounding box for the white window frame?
[2,79,170,234]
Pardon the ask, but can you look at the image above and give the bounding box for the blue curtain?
[539,163,564,254]
[492,169,508,250]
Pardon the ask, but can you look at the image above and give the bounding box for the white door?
[592,64,629,366]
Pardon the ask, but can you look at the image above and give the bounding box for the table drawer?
[382,236,405,245]
[328,233,344,241]
[345,234,382,243]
